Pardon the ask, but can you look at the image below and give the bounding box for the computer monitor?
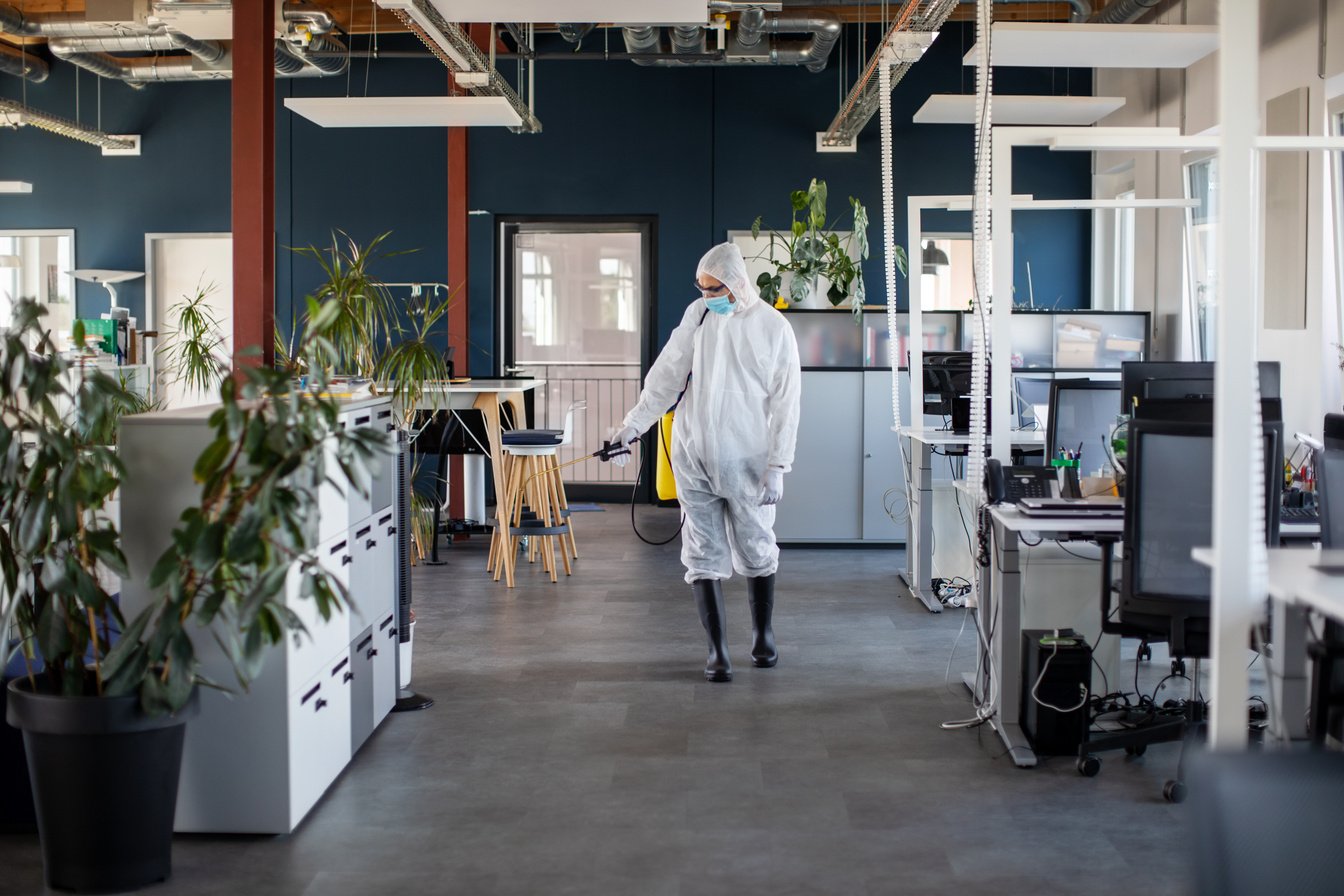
[1315,415,1344,548]
[1121,361,1281,417]
[920,351,974,416]
[1046,380,1121,474]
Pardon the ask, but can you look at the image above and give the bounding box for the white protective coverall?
[621,243,802,583]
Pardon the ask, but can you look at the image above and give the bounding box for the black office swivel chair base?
[1080,536,1206,803]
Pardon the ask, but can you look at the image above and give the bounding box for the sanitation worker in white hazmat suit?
[612,243,801,682]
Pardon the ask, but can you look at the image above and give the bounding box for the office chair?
[1081,418,1216,802]
[1308,413,1344,745]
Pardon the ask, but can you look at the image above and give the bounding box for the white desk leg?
[987,516,1036,767]
[1268,597,1310,743]
[899,439,942,613]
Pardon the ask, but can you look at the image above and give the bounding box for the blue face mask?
[704,295,733,316]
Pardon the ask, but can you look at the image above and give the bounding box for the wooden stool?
[487,405,580,587]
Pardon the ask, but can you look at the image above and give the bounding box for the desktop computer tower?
[1020,629,1091,755]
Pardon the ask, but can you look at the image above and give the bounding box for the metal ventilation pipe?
[294,33,348,74]
[165,29,228,63]
[48,32,225,64]
[671,25,705,55]
[995,0,1092,22]
[1087,0,1163,24]
[283,1,339,34]
[0,41,47,82]
[274,40,309,75]
[736,7,766,49]
[756,14,841,73]
[557,23,595,44]
[622,24,662,61]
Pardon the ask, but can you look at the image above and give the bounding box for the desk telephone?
[985,459,1061,504]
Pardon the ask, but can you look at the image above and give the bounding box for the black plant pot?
[0,677,37,832]
[5,679,199,894]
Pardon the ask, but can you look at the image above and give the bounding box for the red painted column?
[446,77,470,519]
[231,1,275,367]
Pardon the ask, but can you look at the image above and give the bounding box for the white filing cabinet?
[119,396,399,834]
[776,370,912,543]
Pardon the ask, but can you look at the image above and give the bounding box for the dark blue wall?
[2,24,1090,366]
[469,22,1093,374]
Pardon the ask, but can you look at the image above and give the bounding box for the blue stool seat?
[501,428,564,446]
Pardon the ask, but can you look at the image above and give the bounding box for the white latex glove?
[759,468,784,506]
[610,425,640,468]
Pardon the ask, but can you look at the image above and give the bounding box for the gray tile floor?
[1,505,1199,896]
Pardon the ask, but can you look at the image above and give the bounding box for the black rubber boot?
[692,579,732,682]
[748,574,778,668]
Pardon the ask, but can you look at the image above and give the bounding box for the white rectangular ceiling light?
[284,96,523,128]
[424,0,707,24]
[963,23,1218,69]
[0,181,34,194]
[913,94,1126,125]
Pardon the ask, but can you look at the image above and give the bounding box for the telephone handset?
[984,458,1060,504]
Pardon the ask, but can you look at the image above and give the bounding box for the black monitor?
[1316,413,1344,548]
[1121,361,1281,417]
[1046,379,1121,473]
[920,351,974,416]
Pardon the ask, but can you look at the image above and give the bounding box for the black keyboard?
[1280,506,1320,523]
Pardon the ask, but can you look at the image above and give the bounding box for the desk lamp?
[68,269,144,312]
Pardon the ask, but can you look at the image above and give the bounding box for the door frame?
[494,215,659,502]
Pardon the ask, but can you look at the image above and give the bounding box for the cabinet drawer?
[287,535,354,691]
[371,612,398,726]
[287,655,353,829]
[349,628,376,753]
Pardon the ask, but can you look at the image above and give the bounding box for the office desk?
[897,428,1046,612]
[1192,546,1342,743]
[976,504,1124,767]
[413,380,545,557]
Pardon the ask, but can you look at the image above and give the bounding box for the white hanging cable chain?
[969,0,993,614]
[881,60,900,437]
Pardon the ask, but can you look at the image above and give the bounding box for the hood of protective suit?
[697,243,761,311]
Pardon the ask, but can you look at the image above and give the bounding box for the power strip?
[932,577,971,608]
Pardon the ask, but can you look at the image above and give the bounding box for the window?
[1113,190,1136,312]
[1333,106,1344,363]
[1183,156,1219,361]
[918,235,974,310]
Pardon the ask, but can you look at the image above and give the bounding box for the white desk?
[897,428,1046,612]
[976,504,1125,767]
[1192,546,1343,743]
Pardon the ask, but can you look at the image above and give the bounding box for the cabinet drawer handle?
[379,513,394,525]
[356,525,372,538]
[341,555,352,566]
[356,415,371,426]
[387,526,396,536]
[366,648,378,659]
[315,698,328,712]
[343,671,353,683]
[386,422,395,432]
[366,539,377,550]
[388,627,397,639]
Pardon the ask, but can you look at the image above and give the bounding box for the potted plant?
[155,279,229,407]
[2,298,381,892]
[751,178,902,318]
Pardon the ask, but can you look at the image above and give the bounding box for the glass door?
[502,221,652,488]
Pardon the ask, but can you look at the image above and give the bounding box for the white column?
[990,129,1013,463]
[1209,0,1260,749]
[907,198,924,426]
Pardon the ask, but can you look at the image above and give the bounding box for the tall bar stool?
[488,403,581,587]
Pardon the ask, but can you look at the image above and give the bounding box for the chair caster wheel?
[1163,780,1187,803]
[1077,755,1101,777]
[1138,641,1152,662]
[1124,744,1147,757]
[1172,658,1186,676]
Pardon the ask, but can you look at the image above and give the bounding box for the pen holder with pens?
[1051,458,1081,499]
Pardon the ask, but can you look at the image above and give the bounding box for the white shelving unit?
[119,395,399,833]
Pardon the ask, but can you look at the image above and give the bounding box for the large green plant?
[157,279,228,396]
[1,298,383,714]
[290,230,411,378]
[751,179,905,319]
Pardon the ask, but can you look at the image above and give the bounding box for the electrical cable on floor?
[628,427,685,546]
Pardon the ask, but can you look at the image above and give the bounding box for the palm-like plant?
[376,288,451,426]
[157,280,228,396]
[290,231,411,378]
